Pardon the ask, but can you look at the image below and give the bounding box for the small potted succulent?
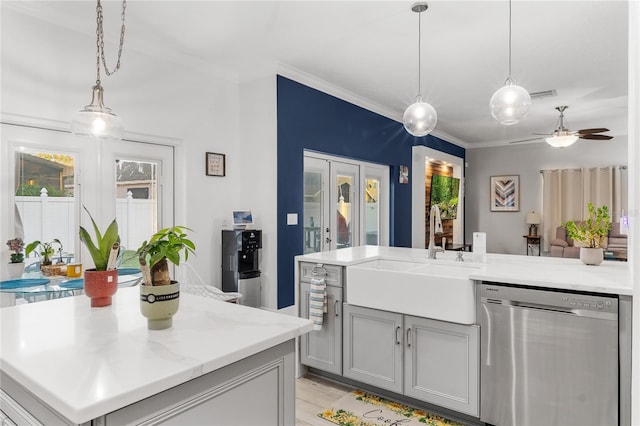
[563,202,611,266]
[25,238,64,275]
[6,237,25,278]
[135,226,195,330]
[79,206,120,307]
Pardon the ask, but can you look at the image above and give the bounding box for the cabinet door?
[404,316,479,416]
[299,283,342,375]
[343,304,403,394]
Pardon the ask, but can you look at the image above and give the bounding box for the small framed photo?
[206,152,225,177]
[490,175,519,212]
[399,165,409,184]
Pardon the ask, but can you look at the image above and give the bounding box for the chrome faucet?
[427,205,445,259]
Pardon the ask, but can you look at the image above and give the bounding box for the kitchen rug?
[318,390,464,426]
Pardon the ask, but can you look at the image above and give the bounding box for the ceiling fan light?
[403,95,438,137]
[489,81,531,125]
[545,134,578,148]
[71,83,124,139]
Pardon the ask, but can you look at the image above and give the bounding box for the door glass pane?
[364,177,380,245]
[303,170,322,254]
[115,159,159,266]
[15,149,77,270]
[336,175,353,249]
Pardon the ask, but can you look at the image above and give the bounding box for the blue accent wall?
[276,76,464,309]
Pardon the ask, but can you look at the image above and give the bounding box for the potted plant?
[25,238,65,275]
[563,202,611,265]
[6,237,25,278]
[135,226,195,330]
[79,206,120,307]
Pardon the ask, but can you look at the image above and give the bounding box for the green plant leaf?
[79,226,107,270]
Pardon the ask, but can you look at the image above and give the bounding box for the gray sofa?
[549,222,627,260]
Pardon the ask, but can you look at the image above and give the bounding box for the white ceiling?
[3,0,629,148]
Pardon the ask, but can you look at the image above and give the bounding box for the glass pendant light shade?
[489,78,531,125]
[403,94,437,137]
[545,134,578,148]
[71,83,124,140]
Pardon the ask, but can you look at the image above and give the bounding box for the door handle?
[406,328,412,347]
[395,326,401,345]
[334,300,339,317]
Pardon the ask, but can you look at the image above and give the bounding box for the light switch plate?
[287,213,298,225]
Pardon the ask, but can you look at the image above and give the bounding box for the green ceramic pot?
[139,282,180,330]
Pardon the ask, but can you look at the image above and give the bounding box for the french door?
[1,124,174,273]
[303,152,388,253]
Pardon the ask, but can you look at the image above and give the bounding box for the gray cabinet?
[404,315,479,416]
[299,283,342,375]
[342,304,403,394]
[342,305,479,416]
[299,262,344,375]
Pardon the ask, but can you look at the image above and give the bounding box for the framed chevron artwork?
[490,175,520,212]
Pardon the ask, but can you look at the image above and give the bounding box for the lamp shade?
[526,211,541,225]
[403,95,437,137]
[545,134,578,148]
[489,80,531,125]
[71,83,124,140]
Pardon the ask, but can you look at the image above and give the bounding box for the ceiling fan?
[536,106,613,148]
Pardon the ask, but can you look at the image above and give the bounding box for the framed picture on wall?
[490,175,519,212]
[206,152,225,176]
[399,165,409,184]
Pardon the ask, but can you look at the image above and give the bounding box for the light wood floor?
[295,374,353,426]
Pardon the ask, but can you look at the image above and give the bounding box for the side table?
[523,235,541,256]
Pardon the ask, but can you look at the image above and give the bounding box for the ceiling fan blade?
[579,134,613,140]
[532,133,552,136]
[577,128,609,135]
[508,137,543,144]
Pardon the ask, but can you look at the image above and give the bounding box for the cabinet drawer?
[299,262,343,287]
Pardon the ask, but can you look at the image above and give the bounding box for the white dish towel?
[309,276,327,331]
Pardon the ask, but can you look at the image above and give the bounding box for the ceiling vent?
[530,89,557,99]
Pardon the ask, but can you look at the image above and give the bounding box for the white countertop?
[0,287,313,424]
[296,246,632,295]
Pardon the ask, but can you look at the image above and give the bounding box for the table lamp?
[526,211,541,236]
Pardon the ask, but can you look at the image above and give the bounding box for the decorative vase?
[84,269,118,307]
[7,262,24,279]
[140,282,180,330]
[580,247,604,266]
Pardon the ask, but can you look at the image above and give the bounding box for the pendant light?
[71,0,127,140]
[489,0,530,125]
[403,2,437,137]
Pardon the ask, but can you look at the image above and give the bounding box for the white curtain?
[541,166,626,252]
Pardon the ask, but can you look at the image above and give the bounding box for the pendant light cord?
[508,0,512,78]
[95,0,127,84]
[417,10,422,95]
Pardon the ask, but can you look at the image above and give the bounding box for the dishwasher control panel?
[481,283,618,314]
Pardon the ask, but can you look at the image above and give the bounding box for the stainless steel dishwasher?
[480,283,618,426]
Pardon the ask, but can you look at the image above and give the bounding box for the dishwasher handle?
[484,298,618,321]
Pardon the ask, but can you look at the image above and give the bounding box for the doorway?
[303,152,389,253]
[411,145,465,249]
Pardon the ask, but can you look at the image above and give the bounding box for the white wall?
[237,74,278,310]
[465,138,629,255]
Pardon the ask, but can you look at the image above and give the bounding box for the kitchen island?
[0,286,313,425]
[295,246,632,425]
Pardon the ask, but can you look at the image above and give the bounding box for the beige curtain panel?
[541,166,626,252]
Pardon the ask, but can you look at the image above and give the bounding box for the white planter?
[7,262,24,279]
[580,247,604,266]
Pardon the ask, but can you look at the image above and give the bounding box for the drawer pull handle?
[406,328,412,347]
[334,300,339,317]
[395,326,401,345]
